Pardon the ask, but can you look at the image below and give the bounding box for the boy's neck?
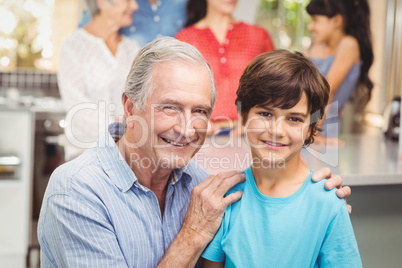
[251,154,311,198]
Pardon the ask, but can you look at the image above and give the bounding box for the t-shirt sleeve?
[201,216,226,263]
[318,205,362,267]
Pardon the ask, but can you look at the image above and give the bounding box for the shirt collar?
[171,167,189,186]
[96,132,193,192]
[96,132,138,192]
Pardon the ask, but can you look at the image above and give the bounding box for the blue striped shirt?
[38,132,210,267]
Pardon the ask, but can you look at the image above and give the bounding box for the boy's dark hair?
[236,49,329,145]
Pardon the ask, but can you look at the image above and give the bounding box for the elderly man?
[38,37,350,267]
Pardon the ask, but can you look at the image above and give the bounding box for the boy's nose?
[268,117,286,138]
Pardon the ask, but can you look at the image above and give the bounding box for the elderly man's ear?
[122,94,135,129]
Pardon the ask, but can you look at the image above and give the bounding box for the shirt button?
[154,15,160,22]
[225,39,229,44]
[219,48,225,54]
[220,57,227,63]
[130,26,136,32]
[228,24,233,30]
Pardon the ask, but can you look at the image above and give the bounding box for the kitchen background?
[0,0,401,267]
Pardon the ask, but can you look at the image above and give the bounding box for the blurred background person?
[176,0,275,135]
[306,0,373,142]
[58,0,140,160]
[80,0,188,47]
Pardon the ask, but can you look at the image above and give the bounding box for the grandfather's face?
[125,61,212,170]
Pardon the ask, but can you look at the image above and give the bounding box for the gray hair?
[85,0,114,17]
[122,37,216,120]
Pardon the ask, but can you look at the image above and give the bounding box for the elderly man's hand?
[312,167,352,214]
[182,171,245,247]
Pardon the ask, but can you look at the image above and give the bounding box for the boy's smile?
[245,93,311,167]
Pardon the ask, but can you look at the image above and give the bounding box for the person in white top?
[58,0,140,160]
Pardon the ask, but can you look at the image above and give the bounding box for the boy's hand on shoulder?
[312,167,352,214]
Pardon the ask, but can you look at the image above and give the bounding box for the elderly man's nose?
[173,112,196,137]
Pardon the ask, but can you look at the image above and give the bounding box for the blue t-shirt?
[79,0,187,47]
[202,166,362,268]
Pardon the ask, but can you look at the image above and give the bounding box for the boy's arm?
[312,167,352,214]
[201,258,225,268]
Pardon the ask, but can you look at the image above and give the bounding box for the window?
[256,0,312,51]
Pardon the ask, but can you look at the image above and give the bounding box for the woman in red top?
[176,0,274,134]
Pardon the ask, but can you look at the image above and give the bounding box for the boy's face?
[244,93,311,167]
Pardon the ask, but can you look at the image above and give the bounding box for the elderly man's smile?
[160,136,197,147]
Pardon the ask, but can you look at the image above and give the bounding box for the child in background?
[201,50,361,268]
[306,0,374,139]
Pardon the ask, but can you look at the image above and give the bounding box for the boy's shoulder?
[223,166,253,197]
[306,178,345,215]
[225,180,246,197]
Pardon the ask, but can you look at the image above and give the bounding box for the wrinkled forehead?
[147,61,212,105]
[151,61,213,98]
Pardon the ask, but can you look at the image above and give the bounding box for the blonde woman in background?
[58,0,140,160]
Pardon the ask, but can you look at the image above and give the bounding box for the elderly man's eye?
[162,106,179,114]
[195,109,208,115]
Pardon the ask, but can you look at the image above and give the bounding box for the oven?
[28,98,66,267]
[32,109,66,219]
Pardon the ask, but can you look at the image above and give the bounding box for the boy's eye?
[259,112,273,118]
[289,117,302,123]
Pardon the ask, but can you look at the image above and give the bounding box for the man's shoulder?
[181,160,210,185]
[46,149,106,197]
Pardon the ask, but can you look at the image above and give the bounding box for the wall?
[366,0,387,113]
[50,0,81,72]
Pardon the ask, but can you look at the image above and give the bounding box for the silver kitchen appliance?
[383,97,401,141]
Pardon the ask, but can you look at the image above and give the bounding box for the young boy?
[201,50,362,267]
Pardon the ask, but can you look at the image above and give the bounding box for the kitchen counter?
[195,134,402,186]
[301,134,402,186]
